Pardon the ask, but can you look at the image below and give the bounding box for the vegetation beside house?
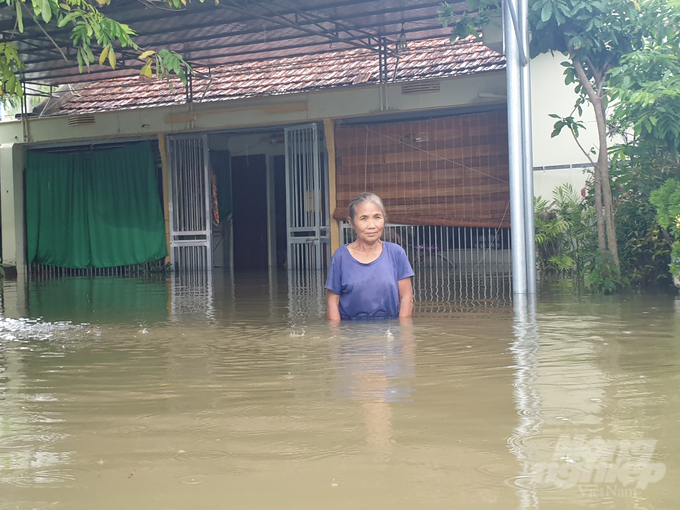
[441,0,680,292]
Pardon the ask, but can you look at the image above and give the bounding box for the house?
[0,35,515,285]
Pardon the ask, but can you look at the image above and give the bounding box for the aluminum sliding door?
[167,134,212,271]
[284,123,330,271]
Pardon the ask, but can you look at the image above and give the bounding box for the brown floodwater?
[0,271,678,509]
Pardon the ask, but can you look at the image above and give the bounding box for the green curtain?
[26,142,168,268]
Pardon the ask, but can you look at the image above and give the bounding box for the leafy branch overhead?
[437,0,500,43]
[0,0,217,98]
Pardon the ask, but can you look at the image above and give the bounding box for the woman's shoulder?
[383,241,407,255]
[331,244,351,260]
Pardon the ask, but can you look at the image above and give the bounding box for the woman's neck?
[352,239,382,252]
[348,239,383,263]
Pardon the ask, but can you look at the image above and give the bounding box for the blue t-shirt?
[325,242,415,320]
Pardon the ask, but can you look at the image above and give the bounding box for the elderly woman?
[325,193,414,321]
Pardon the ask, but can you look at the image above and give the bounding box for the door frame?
[167,133,212,271]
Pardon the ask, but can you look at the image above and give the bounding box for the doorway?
[273,155,287,268]
[231,155,268,271]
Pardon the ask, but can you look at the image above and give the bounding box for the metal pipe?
[504,0,527,294]
[504,0,528,66]
[521,0,537,294]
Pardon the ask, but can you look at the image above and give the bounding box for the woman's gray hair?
[348,192,386,221]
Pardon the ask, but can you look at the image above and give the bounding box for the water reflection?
[171,271,216,322]
[27,276,169,324]
[509,295,542,509]
[287,269,326,323]
[331,320,415,450]
[0,324,74,488]
[505,294,678,509]
[5,266,514,327]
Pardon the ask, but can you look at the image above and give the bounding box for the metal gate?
[167,134,212,271]
[284,123,330,270]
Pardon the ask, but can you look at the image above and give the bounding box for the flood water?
[0,271,678,509]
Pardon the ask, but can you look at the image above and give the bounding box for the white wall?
[533,167,589,202]
[530,53,597,199]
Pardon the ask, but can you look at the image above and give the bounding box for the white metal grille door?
[167,135,212,271]
[285,124,330,270]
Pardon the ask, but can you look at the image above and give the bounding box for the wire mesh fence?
[340,221,513,308]
[27,259,168,280]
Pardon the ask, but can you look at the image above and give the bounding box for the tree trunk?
[572,58,620,267]
[598,130,620,267]
[593,163,606,251]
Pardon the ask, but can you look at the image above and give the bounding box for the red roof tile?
[54,37,505,116]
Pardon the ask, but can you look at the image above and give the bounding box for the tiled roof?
[53,37,505,116]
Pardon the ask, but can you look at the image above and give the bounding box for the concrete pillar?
[157,134,172,263]
[1,143,26,273]
[323,119,340,253]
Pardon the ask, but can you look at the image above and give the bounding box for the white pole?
[520,0,537,294]
[504,0,527,294]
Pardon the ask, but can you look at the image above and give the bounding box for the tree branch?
[569,123,597,168]
[586,56,601,85]
[572,57,600,118]
[24,3,68,62]
[660,226,673,246]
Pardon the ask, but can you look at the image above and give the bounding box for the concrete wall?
[0,73,507,147]
[0,144,25,271]
[530,53,597,200]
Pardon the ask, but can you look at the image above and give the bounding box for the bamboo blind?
[333,110,510,228]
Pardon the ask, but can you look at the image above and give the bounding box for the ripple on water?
[0,317,98,345]
[515,406,589,424]
[174,449,229,462]
[0,457,75,488]
[177,474,209,485]
[504,474,564,492]
[475,458,520,479]
[507,433,569,455]
[98,424,150,436]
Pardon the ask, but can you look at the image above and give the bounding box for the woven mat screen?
[333,110,510,228]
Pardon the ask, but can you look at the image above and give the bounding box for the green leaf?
[58,12,79,28]
[41,0,52,23]
[108,47,116,69]
[16,0,23,33]
[541,2,553,22]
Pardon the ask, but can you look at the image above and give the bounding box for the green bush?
[535,184,596,279]
[650,178,680,279]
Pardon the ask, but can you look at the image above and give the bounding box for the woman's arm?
[398,277,413,318]
[326,289,342,322]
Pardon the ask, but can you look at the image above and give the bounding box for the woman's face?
[350,200,385,244]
